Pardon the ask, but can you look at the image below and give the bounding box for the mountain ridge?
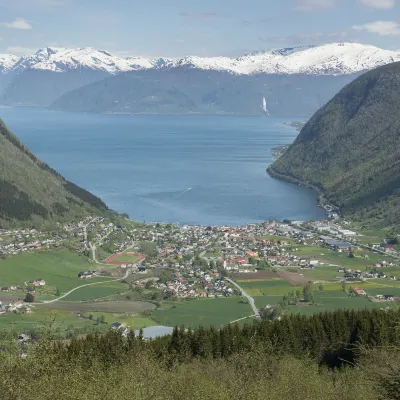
[1,42,400,77]
[268,61,400,228]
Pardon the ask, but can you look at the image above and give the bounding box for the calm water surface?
[0,107,325,225]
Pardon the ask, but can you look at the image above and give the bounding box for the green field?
[287,290,399,316]
[38,300,155,313]
[298,267,342,281]
[253,295,282,308]
[61,281,130,301]
[295,245,391,267]
[0,249,112,294]
[152,298,253,328]
[0,307,96,331]
[238,279,296,296]
[86,312,157,330]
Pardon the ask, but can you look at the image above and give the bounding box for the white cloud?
[295,0,336,10]
[359,0,396,8]
[6,46,37,54]
[353,20,400,35]
[0,18,32,30]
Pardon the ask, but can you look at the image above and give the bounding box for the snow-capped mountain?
[158,43,400,76]
[1,42,399,76]
[0,54,20,74]
[2,42,400,112]
[2,47,155,75]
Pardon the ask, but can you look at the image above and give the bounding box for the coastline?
[266,165,340,218]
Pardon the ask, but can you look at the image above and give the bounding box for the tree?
[55,287,60,297]
[319,285,324,291]
[145,280,154,289]
[26,284,35,292]
[249,257,258,265]
[24,292,35,303]
[158,270,173,284]
[302,284,314,303]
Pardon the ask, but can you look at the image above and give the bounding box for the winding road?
[225,277,260,318]
[34,269,130,305]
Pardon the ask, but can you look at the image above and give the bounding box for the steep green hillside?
[268,62,400,228]
[0,118,108,224]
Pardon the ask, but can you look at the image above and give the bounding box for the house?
[353,288,367,297]
[0,309,6,315]
[111,322,125,331]
[18,334,31,344]
[384,295,394,301]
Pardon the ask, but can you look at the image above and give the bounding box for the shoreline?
[266,165,340,219]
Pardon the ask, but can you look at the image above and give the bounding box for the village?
[0,214,400,323]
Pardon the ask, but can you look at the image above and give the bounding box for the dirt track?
[277,271,311,285]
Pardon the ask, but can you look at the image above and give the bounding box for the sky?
[0,0,399,58]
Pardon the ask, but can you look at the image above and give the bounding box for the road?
[225,277,260,318]
[83,217,98,249]
[35,269,130,305]
[89,229,114,264]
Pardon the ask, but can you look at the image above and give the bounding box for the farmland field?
[38,300,155,313]
[61,281,130,301]
[253,295,282,308]
[298,267,343,281]
[232,272,279,280]
[0,249,112,294]
[86,312,157,330]
[238,278,298,296]
[152,297,253,328]
[288,290,399,316]
[0,307,97,331]
[295,245,390,269]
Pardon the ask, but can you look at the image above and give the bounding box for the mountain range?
[1,42,400,115]
[268,61,400,228]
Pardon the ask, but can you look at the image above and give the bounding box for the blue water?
[0,107,325,225]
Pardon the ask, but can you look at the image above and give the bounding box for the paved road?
[35,269,130,305]
[226,277,260,318]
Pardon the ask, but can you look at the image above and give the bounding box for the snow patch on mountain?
[2,42,400,77]
[0,54,21,74]
[10,47,154,74]
[159,43,400,76]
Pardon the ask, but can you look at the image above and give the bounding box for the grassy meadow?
[61,281,130,301]
[152,297,253,328]
[0,248,113,294]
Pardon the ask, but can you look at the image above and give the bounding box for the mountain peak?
[0,54,21,73]
[2,42,400,77]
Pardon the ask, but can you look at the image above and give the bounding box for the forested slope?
[268,62,400,227]
[0,119,108,224]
